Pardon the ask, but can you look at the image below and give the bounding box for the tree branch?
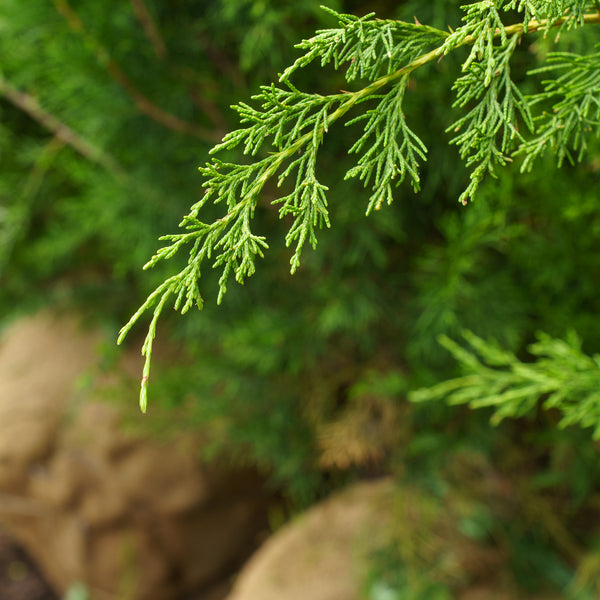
[130,0,167,60]
[0,74,122,176]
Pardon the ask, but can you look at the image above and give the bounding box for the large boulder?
[0,312,270,600]
[227,479,395,600]
[226,478,565,600]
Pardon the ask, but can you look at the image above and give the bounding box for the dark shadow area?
[0,526,58,600]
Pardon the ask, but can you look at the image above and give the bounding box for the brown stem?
[52,0,219,142]
[172,65,228,133]
[130,0,167,59]
[189,85,227,135]
[0,74,122,176]
[104,60,219,140]
[129,1,231,133]
[196,31,247,90]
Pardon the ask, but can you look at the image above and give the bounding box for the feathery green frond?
[518,49,600,170]
[119,3,600,409]
[345,77,427,213]
[449,34,535,204]
[410,331,600,438]
[280,8,447,83]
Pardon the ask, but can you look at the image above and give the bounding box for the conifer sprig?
[502,0,589,32]
[518,49,600,170]
[449,33,535,204]
[119,3,600,410]
[409,331,600,438]
[345,77,427,213]
[280,7,448,83]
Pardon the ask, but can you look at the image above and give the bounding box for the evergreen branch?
[492,9,600,35]
[409,331,600,438]
[127,46,450,327]
[280,8,448,83]
[517,50,600,170]
[273,144,330,273]
[501,0,592,32]
[120,5,600,409]
[448,34,535,204]
[118,270,194,412]
[345,77,427,213]
[138,284,173,413]
[442,1,507,84]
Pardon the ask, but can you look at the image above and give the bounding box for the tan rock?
[13,511,87,589]
[109,440,210,514]
[227,479,395,600]
[0,311,270,600]
[227,476,567,600]
[84,526,172,600]
[0,312,100,489]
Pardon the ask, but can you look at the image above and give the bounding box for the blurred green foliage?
[2,1,600,597]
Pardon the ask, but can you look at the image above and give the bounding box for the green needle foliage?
[119,1,600,412]
[410,330,600,438]
[519,49,600,169]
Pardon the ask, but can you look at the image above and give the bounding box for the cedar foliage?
[119,0,600,419]
[3,1,600,596]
